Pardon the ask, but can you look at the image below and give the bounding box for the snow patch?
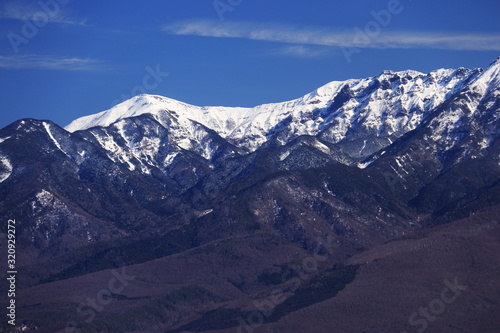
[164,152,179,166]
[479,138,489,150]
[390,164,405,179]
[36,189,54,206]
[394,158,409,174]
[357,160,373,169]
[43,122,71,158]
[0,155,13,183]
[279,150,290,161]
[197,209,214,218]
[311,139,330,154]
[323,182,335,196]
[359,140,367,155]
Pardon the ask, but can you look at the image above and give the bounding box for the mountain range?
[0,57,499,332]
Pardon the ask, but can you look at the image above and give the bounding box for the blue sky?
[0,0,499,129]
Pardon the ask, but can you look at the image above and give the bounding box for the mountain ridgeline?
[0,58,499,332]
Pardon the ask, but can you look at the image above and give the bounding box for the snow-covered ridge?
[66,95,250,134]
[470,57,500,95]
[65,61,498,155]
[65,79,360,152]
[65,81,350,136]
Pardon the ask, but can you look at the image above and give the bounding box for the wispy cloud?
[0,0,87,26]
[0,54,103,71]
[272,45,331,58]
[163,20,500,52]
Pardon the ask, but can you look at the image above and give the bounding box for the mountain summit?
[65,64,488,157]
[58,61,499,176]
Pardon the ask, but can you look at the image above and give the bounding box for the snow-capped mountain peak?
[63,61,496,163]
[65,82,355,136]
[471,56,500,94]
[64,95,231,132]
[64,81,359,152]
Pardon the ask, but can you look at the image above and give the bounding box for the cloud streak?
[0,54,103,71]
[0,0,87,26]
[163,20,500,52]
[272,45,331,58]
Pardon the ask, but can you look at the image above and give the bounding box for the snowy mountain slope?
[360,58,500,166]
[65,65,485,159]
[73,113,239,184]
[427,59,500,157]
[1,59,496,191]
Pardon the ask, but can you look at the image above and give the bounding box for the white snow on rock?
[59,60,500,171]
[43,122,73,159]
[35,189,54,207]
[0,154,13,183]
[470,57,500,96]
[65,66,484,154]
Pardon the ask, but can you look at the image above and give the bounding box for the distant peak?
[378,69,423,78]
[64,59,498,134]
[125,94,179,105]
[490,56,500,67]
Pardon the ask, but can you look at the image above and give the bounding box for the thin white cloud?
[272,45,331,58]
[0,54,103,71]
[163,20,500,52]
[0,0,87,26]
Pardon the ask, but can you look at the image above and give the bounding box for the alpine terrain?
[1,58,499,332]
